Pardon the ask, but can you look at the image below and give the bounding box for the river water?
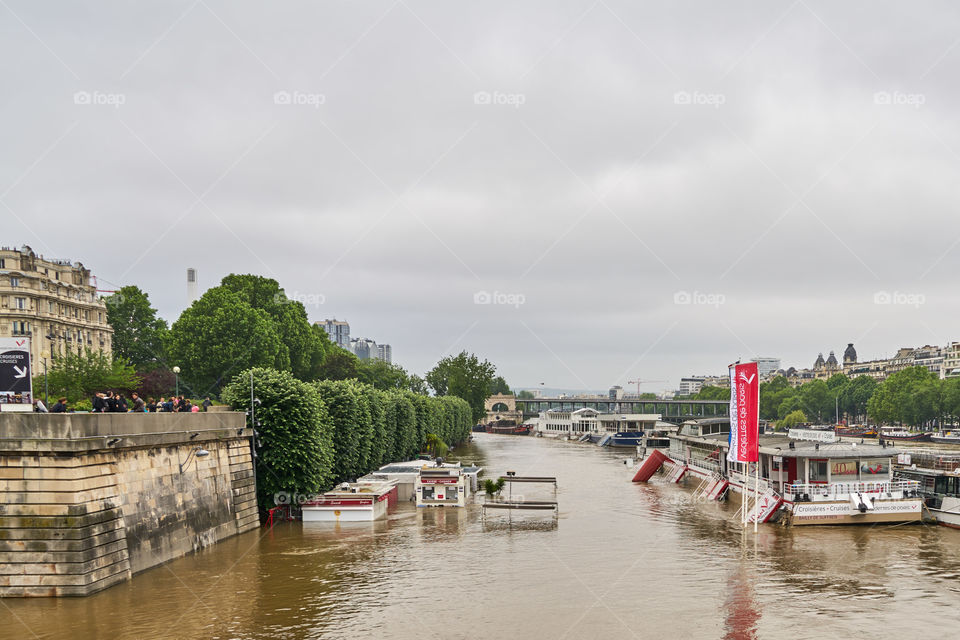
[6,433,960,639]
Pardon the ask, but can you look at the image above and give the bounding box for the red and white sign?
[727,362,759,463]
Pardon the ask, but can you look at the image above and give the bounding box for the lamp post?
[41,350,49,406]
[173,366,180,397]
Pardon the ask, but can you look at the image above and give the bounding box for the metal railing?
[784,480,920,497]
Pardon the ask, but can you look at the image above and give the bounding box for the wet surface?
[5,433,960,639]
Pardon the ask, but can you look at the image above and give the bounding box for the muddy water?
[5,434,960,639]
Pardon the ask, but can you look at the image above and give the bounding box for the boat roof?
[675,431,901,458]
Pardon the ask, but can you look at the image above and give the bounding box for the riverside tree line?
[682,368,960,429]
[36,273,510,510]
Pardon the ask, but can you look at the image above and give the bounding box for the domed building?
[843,343,857,364]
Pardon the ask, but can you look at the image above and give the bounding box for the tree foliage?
[167,287,282,395]
[104,285,168,370]
[35,348,139,403]
[426,351,497,422]
[222,368,334,510]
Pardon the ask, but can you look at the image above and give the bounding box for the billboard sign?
[0,337,33,411]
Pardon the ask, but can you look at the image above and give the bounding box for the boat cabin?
[416,467,469,507]
[301,480,399,523]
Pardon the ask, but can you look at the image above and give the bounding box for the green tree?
[314,379,372,483]
[222,368,334,510]
[843,375,877,422]
[36,348,139,403]
[799,379,833,422]
[408,374,429,395]
[220,274,322,379]
[516,390,535,399]
[358,359,412,391]
[779,409,807,430]
[426,351,496,423]
[868,367,941,427]
[316,347,361,381]
[104,286,169,370]
[167,287,282,395]
[488,376,511,395]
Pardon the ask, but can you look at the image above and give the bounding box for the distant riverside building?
[750,357,780,379]
[317,319,351,348]
[377,343,392,364]
[351,337,377,360]
[0,245,113,369]
[608,385,624,400]
[678,377,705,396]
[186,267,198,304]
[912,345,944,377]
[944,343,960,378]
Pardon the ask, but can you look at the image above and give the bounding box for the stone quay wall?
[0,412,259,597]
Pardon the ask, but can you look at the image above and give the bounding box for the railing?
[784,480,920,497]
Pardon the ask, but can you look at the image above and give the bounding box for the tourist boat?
[633,419,923,526]
[415,466,469,507]
[895,452,960,528]
[301,480,399,523]
[835,425,878,438]
[930,431,960,445]
[878,427,931,442]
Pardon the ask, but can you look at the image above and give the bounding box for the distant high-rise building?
[608,385,623,400]
[186,268,198,303]
[750,357,780,379]
[350,337,377,360]
[317,319,351,348]
[678,377,705,396]
[377,343,392,364]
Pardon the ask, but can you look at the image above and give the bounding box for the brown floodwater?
[5,433,960,639]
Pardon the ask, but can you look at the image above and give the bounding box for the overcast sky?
[3,1,959,393]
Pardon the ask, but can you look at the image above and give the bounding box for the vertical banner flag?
[727,361,759,463]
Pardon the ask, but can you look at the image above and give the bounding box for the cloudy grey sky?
[3,1,959,393]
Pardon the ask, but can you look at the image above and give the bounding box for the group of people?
[33,393,213,413]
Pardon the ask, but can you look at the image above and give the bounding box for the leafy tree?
[167,287,282,395]
[358,359,412,391]
[220,274,322,379]
[426,351,496,422]
[425,433,448,458]
[104,286,169,370]
[843,375,877,422]
[868,367,941,427]
[314,379,371,483]
[35,348,139,403]
[488,376,511,395]
[779,409,807,430]
[799,379,833,422]
[135,368,176,399]
[222,368,334,510]
[316,347,361,381]
[516,390,535,399]
[826,373,849,390]
[408,374,429,395]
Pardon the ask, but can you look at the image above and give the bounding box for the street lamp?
[173,366,181,397]
[41,350,50,406]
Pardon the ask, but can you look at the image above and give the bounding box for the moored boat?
[895,452,960,528]
[633,419,923,526]
[301,480,399,523]
[835,425,878,438]
[879,427,931,442]
[930,431,960,445]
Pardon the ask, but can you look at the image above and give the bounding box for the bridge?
[515,397,729,422]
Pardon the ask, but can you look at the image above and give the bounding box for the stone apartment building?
[0,245,113,369]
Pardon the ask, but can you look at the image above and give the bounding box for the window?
[54,272,59,280]
[0,258,4,268]
[48,301,54,313]
[10,276,19,287]
[12,321,29,335]
[809,459,828,483]
[14,297,26,310]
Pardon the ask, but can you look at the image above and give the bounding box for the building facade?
[679,377,705,396]
[317,319,350,348]
[750,357,780,379]
[351,337,377,360]
[376,343,392,364]
[0,246,113,371]
[944,342,960,378]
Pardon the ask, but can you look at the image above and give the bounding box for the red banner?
[727,362,759,463]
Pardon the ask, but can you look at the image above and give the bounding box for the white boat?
[895,452,960,528]
[634,418,923,526]
[930,431,960,445]
[301,480,398,523]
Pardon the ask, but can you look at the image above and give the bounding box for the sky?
[3,1,960,394]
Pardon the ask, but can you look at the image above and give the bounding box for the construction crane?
[627,378,666,395]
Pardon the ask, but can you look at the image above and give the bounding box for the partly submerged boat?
[301,480,399,523]
[633,419,922,526]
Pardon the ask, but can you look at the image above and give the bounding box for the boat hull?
[929,436,960,445]
[882,433,932,442]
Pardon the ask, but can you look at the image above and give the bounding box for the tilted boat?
[633,419,922,526]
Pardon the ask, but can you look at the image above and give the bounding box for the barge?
[301,480,399,523]
[895,452,960,529]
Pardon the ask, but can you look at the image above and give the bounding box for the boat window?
[809,459,828,483]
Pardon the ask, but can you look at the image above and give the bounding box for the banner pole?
[753,463,759,533]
